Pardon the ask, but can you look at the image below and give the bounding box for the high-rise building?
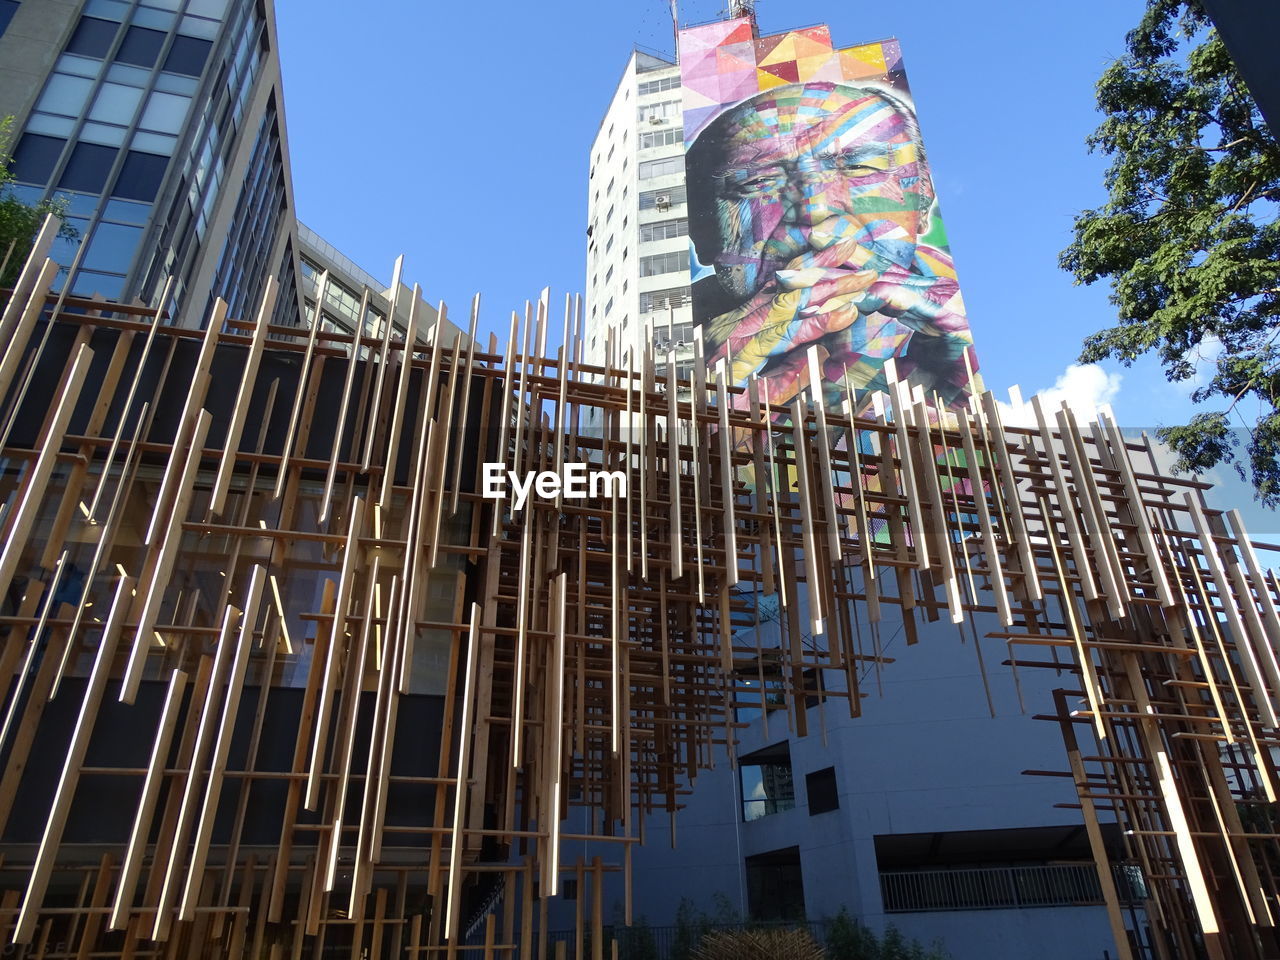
[584,49,694,382]
[0,0,301,326]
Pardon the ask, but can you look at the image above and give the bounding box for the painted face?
[706,83,933,299]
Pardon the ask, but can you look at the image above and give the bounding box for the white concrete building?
[584,50,694,385]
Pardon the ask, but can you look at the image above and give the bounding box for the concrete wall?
[0,0,81,134]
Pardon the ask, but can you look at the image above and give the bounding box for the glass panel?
[106,62,151,86]
[139,90,191,134]
[177,15,217,39]
[131,6,176,30]
[185,0,228,19]
[162,34,212,77]
[154,72,197,95]
[79,121,127,146]
[50,216,88,266]
[0,1,17,38]
[83,222,141,273]
[115,25,165,67]
[139,0,181,9]
[65,15,118,56]
[36,73,94,117]
[83,0,128,20]
[88,82,143,124]
[130,131,176,155]
[9,133,66,184]
[55,54,103,78]
[24,113,76,137]
[101,198,151,224]
[112,150,168,201]
[71,269,125,299]
[50,191,99,216]
[6,184,44,205]
[57,141,118,193]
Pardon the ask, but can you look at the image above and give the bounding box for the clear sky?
[274,0,1198,435]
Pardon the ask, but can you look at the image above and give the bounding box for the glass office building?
[0,0,300,326]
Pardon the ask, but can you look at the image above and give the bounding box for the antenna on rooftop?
[728,0,759,35]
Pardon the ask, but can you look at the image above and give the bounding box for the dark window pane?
[115,25,165,67]
[65,15,117,58]
[9,133,66,184]
[112,150,168,201]
[163,35,212,77]
[0,1,19,38]
[58,141,118,193]
[806,767,838,815]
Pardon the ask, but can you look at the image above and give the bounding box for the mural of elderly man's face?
[694,83,935,300]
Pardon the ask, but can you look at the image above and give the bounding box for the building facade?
[0,0,301,326]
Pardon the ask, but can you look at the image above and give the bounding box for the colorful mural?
[678,21,980,413]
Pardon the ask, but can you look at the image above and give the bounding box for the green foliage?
[1060,0,1280,502]
[824,910,947,960]
[616,917,659,960]
[670,898,714,960]
[0,116,75,289]
[692,927,825,960]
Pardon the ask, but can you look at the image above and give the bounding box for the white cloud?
[996,363,1122,428]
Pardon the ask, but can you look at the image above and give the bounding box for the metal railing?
[881,862,1147,913]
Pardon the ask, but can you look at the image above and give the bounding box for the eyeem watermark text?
[482,463,627,511]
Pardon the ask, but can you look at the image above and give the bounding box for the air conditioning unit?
[648,115,665,125]
[655,195,671,210]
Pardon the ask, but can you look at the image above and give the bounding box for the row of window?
[637,74,680,96]
[67,14,212,75]
[639,155,682,180]
[739,742,838,822]
[639,285,690,313]
[12,134,167,201]
[639,184,686,209]
[638,98,680,122]
[652,321,695,348]
[640,217,687,243]
[639,126,683,150]
[639,248,688,278]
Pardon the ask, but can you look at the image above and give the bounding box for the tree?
[0,116,75,289]
[1060,0,1280,502]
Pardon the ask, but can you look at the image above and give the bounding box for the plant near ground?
[692,927,825,960]
[824,910,948,960]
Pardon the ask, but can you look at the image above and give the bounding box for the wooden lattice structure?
[0,224,1278,960]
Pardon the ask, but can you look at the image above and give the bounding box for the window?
[82,221,141,273]
[806,767,838,815]
[638,98,681,123]
[639,185,686,209]
[10,133,66,184]
[740,742,794,821]
[638,75,681,96]
[639,156,682,180]
[163,34,211,75]
[604,296,614,316]
[115,25,165,67]
[112,150,168,201]
[0,1,19,38]
[58,141,118,192]
[36,73,94,117]
[88,82,143,124]
[605,204,614,223]
[640,249,688,277]
[605,235,613,253]
[641,218,687,243]
[65,16,118,58]
[604,265,613,283]
[640,127,683,149]
[638,286,690,313]
[746,848,806,922]
[652,321,694,349]
[139,90,191,133]
[607,176,615,195]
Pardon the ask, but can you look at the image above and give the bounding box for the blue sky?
[275,0,1195,433]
